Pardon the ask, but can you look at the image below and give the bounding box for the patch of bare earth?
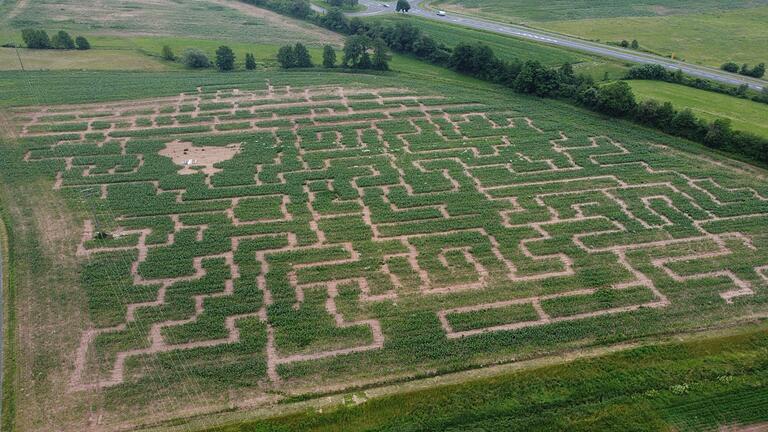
[159,140,242,176]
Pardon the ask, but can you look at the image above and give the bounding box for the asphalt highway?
[327,0,766,91]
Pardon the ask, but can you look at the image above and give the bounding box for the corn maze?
[11,79,768,397]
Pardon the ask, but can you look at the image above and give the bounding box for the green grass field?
[0,47,174,71]
[427,0,768,67]
[428,0,768,22]
[311,0,366,12]
[197,324,768,432]
[2,67,768,432]
[365,15,631,80]
[627,80,768,139]
[544,7,768,68]
[0,0,341,47]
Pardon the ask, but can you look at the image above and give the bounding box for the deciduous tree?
[215,46,236,71]
[51,30,75,49]
[161,45,175,61]
[294,43,313,67]
[323,45,337,68]
[181,48,212,68]
[75,36,90,50]
[21,29,51,49]
[245,53,257,70]
[276,45,296,68]
[372,38,389,70]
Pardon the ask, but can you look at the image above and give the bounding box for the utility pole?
[14,44,25,71]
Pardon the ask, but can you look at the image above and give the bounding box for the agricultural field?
[627,80,768,139]
[0,47,174,72]
[311,0,365,12]
[426,0,768,67]
[200,323,768,431]
[1,69,768,431]
[0,0,341,46]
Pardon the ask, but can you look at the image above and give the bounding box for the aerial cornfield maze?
[8,76,768,411]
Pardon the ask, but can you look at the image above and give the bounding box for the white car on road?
[436,10,446,16]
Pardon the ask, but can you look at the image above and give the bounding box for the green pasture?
[627,80,768,139]
[544,7,768,68]
[428,0,768,22]
[0,0,341,47]
[426,1,768,67]
[365,14,631,79]
[311,0,366,12]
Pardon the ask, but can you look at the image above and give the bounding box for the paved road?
[323,0,767,91]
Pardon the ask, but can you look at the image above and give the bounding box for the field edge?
[0,173,16,432]
[134,318,768,432]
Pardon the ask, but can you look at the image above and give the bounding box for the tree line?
[721,62,766,79]
[628,64,768,106]
[159,45,258,71]
[327,0,358,8]
[276,39,389,70]
[332,19,768,164]
[244,6,768,165]
[165,1,768,166]
[582,81,768,164]
[21,29,90,50]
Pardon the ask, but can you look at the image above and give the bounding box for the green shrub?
[51,30,76,49]
[75,36,91,50]
[181,48,212,69]
[21,29,51,49]
[215,45,236,71]
[161,45,175,61]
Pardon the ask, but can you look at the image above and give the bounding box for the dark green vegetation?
[277,42,315,68]
[627,64,768,106]
[215,46,237,71]
[181,48,213,69]
[627,80,768,140]
[203,324,768,432]
[2,68,768,431]
[427,0,768,68]
[721,62,766,79]
[316,0,363,12]
[364,15,588,68]
[331,17,768,165]
[19,28,89,50]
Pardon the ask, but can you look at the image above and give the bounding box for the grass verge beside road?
[627,80,768,139]
[365,14,632,80]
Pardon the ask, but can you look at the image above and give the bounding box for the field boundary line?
[0,161,14,431]
[137,318,768,432]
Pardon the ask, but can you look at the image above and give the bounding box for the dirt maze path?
[13,81,768,391]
